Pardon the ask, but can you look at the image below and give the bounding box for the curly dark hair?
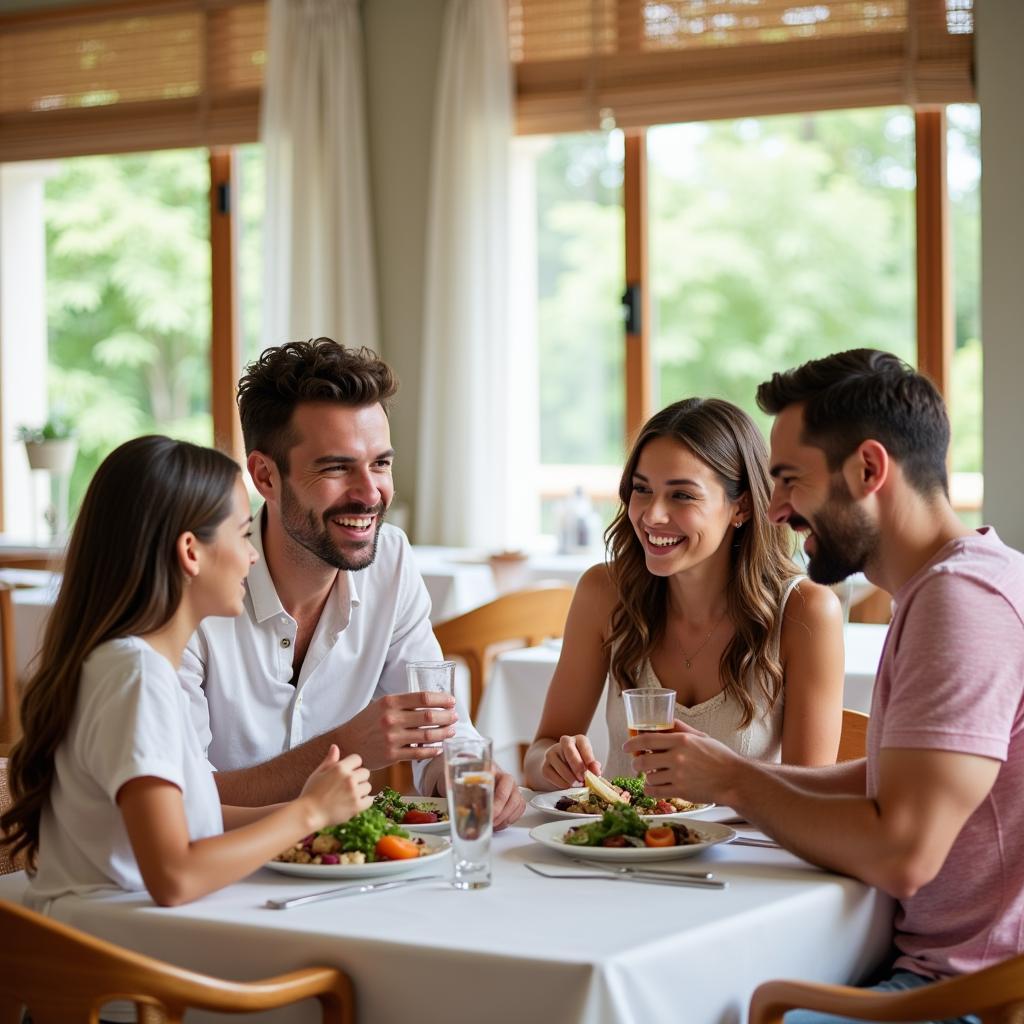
[756,348,950,498]
[237,338,399,471]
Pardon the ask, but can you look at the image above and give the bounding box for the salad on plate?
[533,770,710,818]
[275,806,429,867]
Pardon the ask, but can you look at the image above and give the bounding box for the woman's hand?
[299,745,373,830]
[541,734,603,788]
[625,721,741,805]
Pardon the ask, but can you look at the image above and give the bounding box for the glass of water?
[406,660,455,747]
[442,736,494,890]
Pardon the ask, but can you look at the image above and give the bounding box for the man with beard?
[624,349,1024,1014]
[179,338,525,826]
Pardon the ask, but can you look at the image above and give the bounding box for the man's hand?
[435,766,525,831]
[492,770,526,830]
[625,720,742,805]
[334,692,458,770]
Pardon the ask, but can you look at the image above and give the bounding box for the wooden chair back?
[837,708,869,762]
[849,584,892,624]
[433,584,575,718]
[0,584,18,743]
[0,899,355,1024]
[0,756,28,875]
[750,950,1024,1024]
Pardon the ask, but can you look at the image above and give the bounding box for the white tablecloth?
[477,624,889,778]
[0,806,892,1024]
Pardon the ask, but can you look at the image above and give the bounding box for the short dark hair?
[756,348,950,497]
[237,338,398,471]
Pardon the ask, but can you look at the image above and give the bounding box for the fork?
[525,863,727,889]
[570,858,714,880]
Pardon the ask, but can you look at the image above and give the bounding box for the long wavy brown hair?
[605,398,799,727]
[1,436,239,868]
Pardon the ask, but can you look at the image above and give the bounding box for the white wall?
[977,1,1024,549]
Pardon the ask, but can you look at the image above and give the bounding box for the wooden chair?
[849,584,892,624]
[0,754,28,875]
[838,708,869,762]
[0,898,354,1024]
[433,583,575,719]
[0,583,18,743]
[749,950,1024,1024]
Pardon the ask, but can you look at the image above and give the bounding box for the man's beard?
[794,478,880,586]
[280,479,386,572]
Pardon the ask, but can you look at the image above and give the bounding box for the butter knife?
[266,874,446,910]
[571,858,714,880]
[525,864,726,889]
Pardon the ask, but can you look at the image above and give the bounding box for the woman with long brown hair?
[524,398,844,790]
[1,436,371,907]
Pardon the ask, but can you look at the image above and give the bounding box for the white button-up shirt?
[179,520,476,791]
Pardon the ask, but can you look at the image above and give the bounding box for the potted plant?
[17,415,78,474]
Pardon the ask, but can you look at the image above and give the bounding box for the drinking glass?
[443,736,494,890]
[406,660,455,747]
[622,688,676,750]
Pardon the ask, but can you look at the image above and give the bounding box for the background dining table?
[477,623,888,778]
[0,803,893,1024]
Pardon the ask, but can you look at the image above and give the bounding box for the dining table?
[0,803,893,1024]
[476,623,889,778]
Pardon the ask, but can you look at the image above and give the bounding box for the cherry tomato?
[644,826,677,848]
[402,809,439,825]
[375,835,422,861]
[600,835,629,848]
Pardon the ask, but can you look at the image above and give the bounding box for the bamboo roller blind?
[0,0,266,161]
[510,0,975,134]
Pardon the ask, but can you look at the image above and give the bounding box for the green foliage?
[44,149,212,511]
[16,414,75,443]
[535,106,981,479]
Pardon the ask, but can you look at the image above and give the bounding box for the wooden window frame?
[621,108,955,442]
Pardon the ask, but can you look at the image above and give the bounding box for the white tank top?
[602,576,803,779]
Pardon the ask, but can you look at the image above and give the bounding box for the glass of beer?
[622,688,676,751]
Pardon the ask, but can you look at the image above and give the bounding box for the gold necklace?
[680,612,727,670]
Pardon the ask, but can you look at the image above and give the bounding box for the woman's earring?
[734,520,743,528]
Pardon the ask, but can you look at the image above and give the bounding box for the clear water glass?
[406,660,455,747]
[443,736,494,890]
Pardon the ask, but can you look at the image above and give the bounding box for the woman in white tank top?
[524,398,845,792]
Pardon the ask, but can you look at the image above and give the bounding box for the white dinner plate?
[530,788,714,821]
[529,819,735,862]
[383,796,451,834]
[266,834,451,879]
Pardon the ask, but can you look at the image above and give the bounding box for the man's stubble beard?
[802,477,880,586]
[279,478,386,572]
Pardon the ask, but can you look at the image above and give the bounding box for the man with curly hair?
[179,338,525,826]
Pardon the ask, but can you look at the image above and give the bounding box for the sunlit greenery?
[44,149,211,509]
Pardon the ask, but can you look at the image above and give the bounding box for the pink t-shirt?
[867,527,1024,979]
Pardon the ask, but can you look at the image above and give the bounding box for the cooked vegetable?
[584,771,629,806]
[643,826,677,848]
[402,809,439,825]
[610,774,657,810]
[372,787,407,820]
[324,807,408,861]
[375,835,422,860]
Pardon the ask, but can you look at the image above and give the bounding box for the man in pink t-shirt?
[626,349,1024,1019]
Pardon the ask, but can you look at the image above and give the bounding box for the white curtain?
[261,0,378,351]
[417,0,533,549]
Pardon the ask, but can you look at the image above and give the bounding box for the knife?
[525,864,727,889]
[266,874,446,910]
[570,858,715,880]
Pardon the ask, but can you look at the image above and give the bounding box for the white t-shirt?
[179,520,479,791]
[27,637,223,910]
